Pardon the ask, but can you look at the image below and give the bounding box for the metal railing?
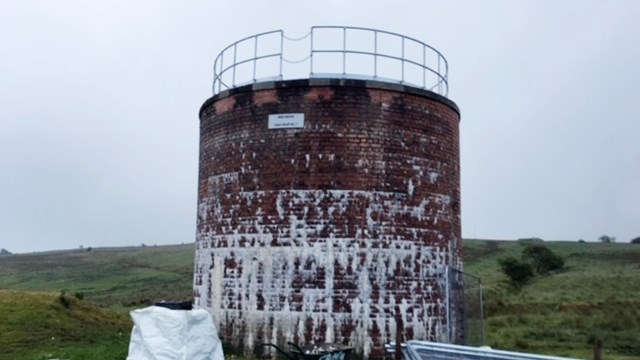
[212,26,449,97]
[388,341,585,360]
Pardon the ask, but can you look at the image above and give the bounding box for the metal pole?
[401,37,405,84]
[219,53,224,93]
[395,306,403,360]
[422,45,426,89]
[279,32,284,79]
[437,55,441,94]
[310,29,314,76]
[479,282,485,345]
[253,36,258,82]
[232,44,237,87]
[445,266,451,343]
[444,57,448,96]
[342,28,346,75]
[374,31,378,79]
[211,59,218,94]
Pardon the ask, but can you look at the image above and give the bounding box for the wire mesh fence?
[447,267,484,346]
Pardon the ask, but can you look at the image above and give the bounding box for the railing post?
[374,31,378,79]
[437,55,441,94]
[342,27,346,75]
[445,58,449,96]
[232,44,237,87]
[219,53,224,93]
[401,36,405,84]
[279,32,284,80]
[211,58,218,94]
[310,28,314,77]
[422,45,426,89]
[253,35,258,83]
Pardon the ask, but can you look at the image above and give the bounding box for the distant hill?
[0,240,639,359]
[0,244,194,307]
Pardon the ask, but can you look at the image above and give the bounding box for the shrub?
[0,248,11,255]
[517,237,544,243]
[498,257,535,287]
[521,244,565,275]
[58,290,71,308]
[599,235,615,243]
[631,237,640,244]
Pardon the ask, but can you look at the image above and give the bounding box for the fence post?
[593,337,602,360]
[395,305,403,360]
[445,266,451,343]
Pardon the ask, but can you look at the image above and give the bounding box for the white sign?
[268,113,304,129]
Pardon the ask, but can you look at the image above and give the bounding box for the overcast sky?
[1,1,638,253]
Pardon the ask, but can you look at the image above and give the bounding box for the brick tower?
[193,27,462,358]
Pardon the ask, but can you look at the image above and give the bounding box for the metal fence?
[446,267,484,346]
[212,26,449,96]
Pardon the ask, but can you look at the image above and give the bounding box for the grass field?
[0,240,639,359]
[0,290,131,360]
[0,245,194,308]
[463,239,640,360]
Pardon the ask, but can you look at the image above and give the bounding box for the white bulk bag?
[126,306,224,360]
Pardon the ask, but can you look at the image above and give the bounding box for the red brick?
[194,79,462,358]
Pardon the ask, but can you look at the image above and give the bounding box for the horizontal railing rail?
[212,26,449,97]
[388,341,585,360]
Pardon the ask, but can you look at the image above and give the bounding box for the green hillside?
[0,240,639,359]
[463,239,640,360]
[0,245,194,307]
[0,290,130,360]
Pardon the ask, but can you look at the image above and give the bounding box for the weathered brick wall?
[194,79,461,358]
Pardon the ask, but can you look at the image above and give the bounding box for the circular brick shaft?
[194,78,461,358]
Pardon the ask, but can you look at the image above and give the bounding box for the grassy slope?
[0,244,194,307]
[463,240,640,360]
[0,290,130,360]
[1,241,639,359]
[0,245,194,359]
